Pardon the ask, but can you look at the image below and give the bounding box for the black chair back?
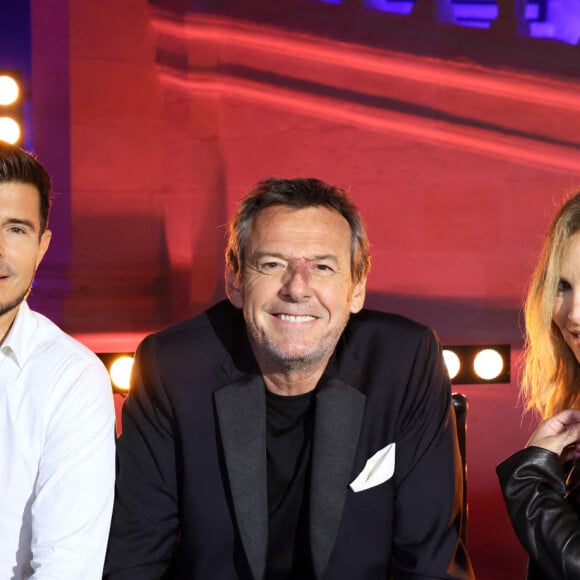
[452,392,468,544]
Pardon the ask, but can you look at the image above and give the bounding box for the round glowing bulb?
[109,355,134,391]
[0,75,19,105]
[0,117,21,144]
[473,348,504,381]
[442,349,461,380]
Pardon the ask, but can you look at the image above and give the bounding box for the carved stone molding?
[150,12,580,174]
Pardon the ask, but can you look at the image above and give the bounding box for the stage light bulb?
[442,349,461,379]
[473,348,503,380]
[0,75,19,106]
[0,117,21,144]
[109,355,134,392]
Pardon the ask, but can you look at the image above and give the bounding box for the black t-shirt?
[265,389,316,580]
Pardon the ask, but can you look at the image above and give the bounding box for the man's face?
[0,182,51,332]
[227,204,366,373]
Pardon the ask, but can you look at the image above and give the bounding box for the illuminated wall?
[149,2,580,342]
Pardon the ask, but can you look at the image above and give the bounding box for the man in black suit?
[104,178,474,579]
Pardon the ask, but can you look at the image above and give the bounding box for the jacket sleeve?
[103,336,179,579]
[497,446,580,579]
[391,328,474,579]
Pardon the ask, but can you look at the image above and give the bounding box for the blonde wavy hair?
[522,192,580,418]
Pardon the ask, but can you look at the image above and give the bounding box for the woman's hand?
[527,409,580,463]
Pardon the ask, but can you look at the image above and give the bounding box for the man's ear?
[36,229,52,269]
[349,277,366,314]
[225,267,243,309]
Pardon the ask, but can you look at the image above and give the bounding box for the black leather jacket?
[497,446,580,579]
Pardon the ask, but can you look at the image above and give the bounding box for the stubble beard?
[246,323,346,374]
[0,286,30,321]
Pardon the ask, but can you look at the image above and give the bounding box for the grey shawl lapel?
[310,378,366,578]
[214,345,365,580]
[214,375,268,580]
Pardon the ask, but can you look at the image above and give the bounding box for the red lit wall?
[29,2,580,578]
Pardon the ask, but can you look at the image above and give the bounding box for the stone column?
[490,0,529,36]
[411,0,455,23]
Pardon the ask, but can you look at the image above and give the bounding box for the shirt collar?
[0,301,35,368]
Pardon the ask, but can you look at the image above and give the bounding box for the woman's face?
[553,231,580,363]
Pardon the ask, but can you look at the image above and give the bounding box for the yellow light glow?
[442,349,461,380]
[473,348,504,380]
[0,75,19,106]
[109,355,134,392]
[0,117,21,144]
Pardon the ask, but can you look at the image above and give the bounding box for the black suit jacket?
[104,300,473,579]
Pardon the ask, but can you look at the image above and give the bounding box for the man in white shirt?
[0,142,115,578]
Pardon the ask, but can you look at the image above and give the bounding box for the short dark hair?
[226,177,371,284]
[0,141,51,233]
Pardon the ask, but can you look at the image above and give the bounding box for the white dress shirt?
[0,301,115,579]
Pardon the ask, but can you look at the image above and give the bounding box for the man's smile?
[275,313,317,323]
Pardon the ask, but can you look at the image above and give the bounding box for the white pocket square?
[349,442,396,492]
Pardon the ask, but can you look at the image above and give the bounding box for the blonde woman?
[497,192,580,579]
